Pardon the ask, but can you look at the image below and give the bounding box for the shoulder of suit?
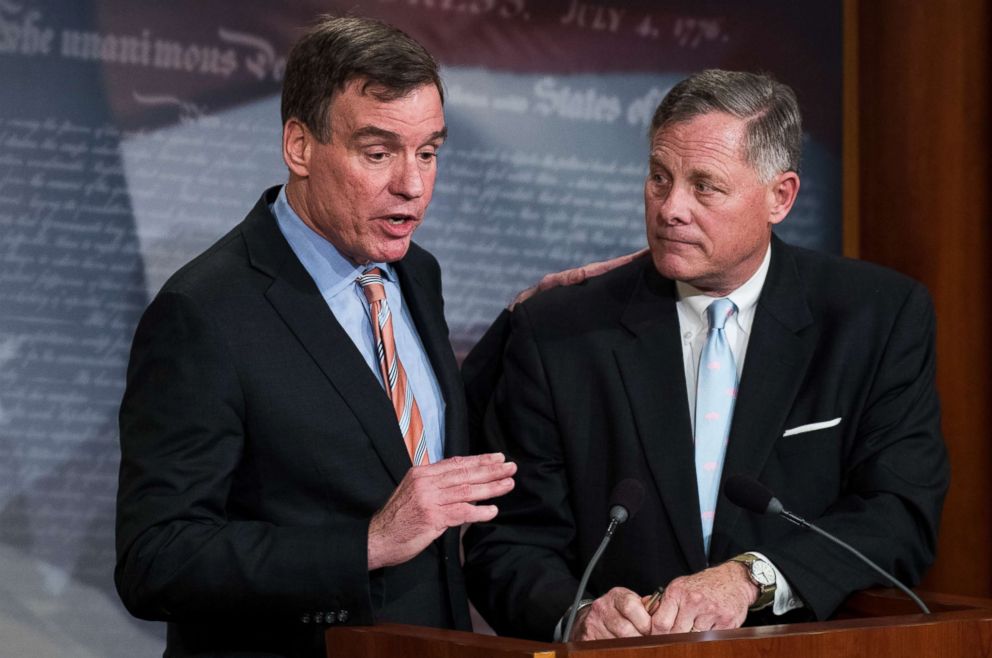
[400,241,440,272]
[783,242,927,301]
[157,224,251,297]
[518,254,651,321]
[395,242,443,295]
[156,192,276,303]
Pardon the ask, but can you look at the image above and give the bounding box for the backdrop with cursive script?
[0,1,841,654]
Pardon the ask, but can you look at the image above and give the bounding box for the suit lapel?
[710,238,816,558]
[240,191,412,486]
[393,253,466,570]
[394,255,465,458]
[614,265,708,573]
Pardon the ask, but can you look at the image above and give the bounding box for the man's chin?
[650,252,697,281]
[374,238,413,264]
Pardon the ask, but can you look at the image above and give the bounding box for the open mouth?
[386,214,415,225]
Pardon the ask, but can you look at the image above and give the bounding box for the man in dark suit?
[115,17,515,657]
[463,70,949,641]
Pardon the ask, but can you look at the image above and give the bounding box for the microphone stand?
[779,510,930,614]
[562,516,621,642]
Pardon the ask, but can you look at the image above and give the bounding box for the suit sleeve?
[463,304,582,641]
[115,291,375,625]
[461,308,512,448]
[757,282,949,619]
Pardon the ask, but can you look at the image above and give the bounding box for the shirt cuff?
[553,599,594,641]
[748,551,804,615]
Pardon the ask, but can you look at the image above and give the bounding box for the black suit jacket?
[116,188,471,657]
[462,237,948,641]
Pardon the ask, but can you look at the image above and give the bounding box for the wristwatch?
[729,553,776,611]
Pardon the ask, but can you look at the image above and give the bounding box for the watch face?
[752,560,775,586]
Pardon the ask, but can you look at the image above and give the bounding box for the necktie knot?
[706,298,737,332]
[358,267,386,304]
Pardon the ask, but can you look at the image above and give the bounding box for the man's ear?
[767,171,800,225]
[282,119,312,178]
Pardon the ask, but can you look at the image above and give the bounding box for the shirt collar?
[675,244,772,336]
[271,185,394,299]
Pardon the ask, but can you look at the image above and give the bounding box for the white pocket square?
[782,417,842,437]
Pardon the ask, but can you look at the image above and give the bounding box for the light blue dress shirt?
[270,186,446,463]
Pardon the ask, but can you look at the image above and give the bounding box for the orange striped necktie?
[358,268,429,465]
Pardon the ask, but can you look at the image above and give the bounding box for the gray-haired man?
[463,69,948,641]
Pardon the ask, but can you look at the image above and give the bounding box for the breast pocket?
[776,417,842,457]
[771,417,845,516]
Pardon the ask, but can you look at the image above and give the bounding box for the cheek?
[421,167,439,198]
[643,194,656,214]
[343,172,380,199]
[336,176,386,220]
[717,223,762,260]
[643,196,664,228]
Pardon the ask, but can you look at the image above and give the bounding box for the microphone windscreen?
[609,478,645,520]
[724,474,776,515]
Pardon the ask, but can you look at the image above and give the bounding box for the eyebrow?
[649,154,723,178]
[648,155,670,173]
[350,125,448,144]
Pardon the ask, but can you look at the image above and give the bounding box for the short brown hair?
[281,15,444,142]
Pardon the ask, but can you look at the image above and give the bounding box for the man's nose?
[390,155,426,199]
[652,184,691,226]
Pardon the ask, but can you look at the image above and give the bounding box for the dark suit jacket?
[116,187,471,657]
[462,237,949,641]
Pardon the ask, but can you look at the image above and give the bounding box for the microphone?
[563,478,645,641]
[723,474,930,615]
[607,477,645,528]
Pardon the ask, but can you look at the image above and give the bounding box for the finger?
[584,249,649,276]
[601,619,641,639]
[581,260,613,277]
[564,269,585,285]
[601,610,643,639]
[669,602,697,634]
[691,614,716,632]
[434,460,517,489]
[537,273,558,291]
[426,452,505,472]
[585,601,641,640]
[509,285,538,309]
[711,606,747,630]
[615,592,652,635]
[650,596,678,633]
[442,502,499,525]
[436,476,515,505]
[424,453,517,487]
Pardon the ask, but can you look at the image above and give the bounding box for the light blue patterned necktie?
[694,298,738,557]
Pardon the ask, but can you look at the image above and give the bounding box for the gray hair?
[650,69,802,181]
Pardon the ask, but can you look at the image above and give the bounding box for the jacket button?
[301,614,311,624]
[314,612,324,624]
[338,610,349,623]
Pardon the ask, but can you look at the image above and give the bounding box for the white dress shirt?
[675,245,801,615]
[271,186,446,463]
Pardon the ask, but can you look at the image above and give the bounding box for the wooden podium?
[325,589,992,657]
